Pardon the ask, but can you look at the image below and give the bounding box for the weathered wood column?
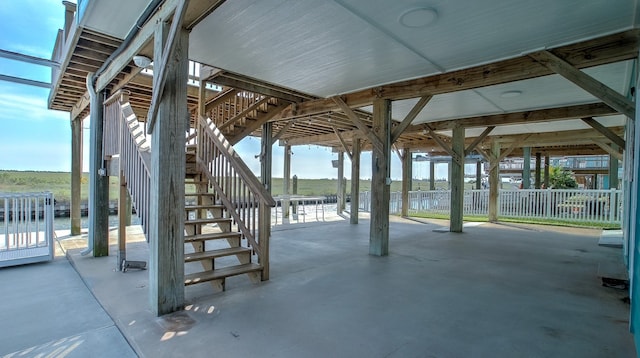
[337,151,345,212]
[535,152,542,189]
[401,149,412,217]
[475,161,482,190]
[283,145,291,218]
[429,161,436,190]
[350,139,361,224]
[70,117,83,236]
[609,144,619,189]
[522,147,531,189]
[450,126,465,232]
[86,76,109,257]
[544,154,550,189]
[261,122,273,193]
[370,99,391,256]
[148,24,188,316]
[488,141,500,222]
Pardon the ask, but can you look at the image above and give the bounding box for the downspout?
[81,72,97,256]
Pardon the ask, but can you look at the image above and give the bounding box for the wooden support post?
[475,161,482,190]
[87,81,109,257]
[259,201,271,281]
[488,142,500,222]
[70,117,82,236]
[401,149,412,217]
[350,139,361,224]
[609,144,619,189]
[261,122,273,193]
[429,161,436,190]
[292,175,298,218]
[148,24,188,316]
[523,147,531,189]
[117,170,127,271]
[535,152,542,189]
[448,162,452,190]
[450,126,465,232]
[544,154,550,189]
[337,151,345,213]
[283,145,291,218]
[369,99,391,256]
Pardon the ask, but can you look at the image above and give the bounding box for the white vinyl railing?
[0,192,55,267]
[360,188,622,225]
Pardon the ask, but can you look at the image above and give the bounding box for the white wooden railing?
[360,188,623,225]
[0,192,54,267]
[103,95,152,236]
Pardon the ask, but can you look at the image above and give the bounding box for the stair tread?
[185,247,251,262]
[185,231,242,242]
[185,204,224,210]
[185,263,262,285]
[185,193,216,197]
[185,218,231,225]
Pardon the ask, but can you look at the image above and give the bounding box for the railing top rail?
[0,192,53,199]
[199,116,276,207]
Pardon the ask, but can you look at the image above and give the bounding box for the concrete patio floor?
[1,216,635,357]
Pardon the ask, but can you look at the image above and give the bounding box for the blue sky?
[0,0,458,180]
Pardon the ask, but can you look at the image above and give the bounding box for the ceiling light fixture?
[399,7,438,28]
[500,90,522,98]
[133,55,152,68]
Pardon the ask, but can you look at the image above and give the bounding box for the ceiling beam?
[592,139,624,161]
[528,50,635,120]
[465,126,495,155]
[488,134,532,171]
[415,102,618,132]
[332,96,384,153]
[390,95,432,143]
[333,127,353,160]
[212,75,307,103]
[276,30,638,119]
[581,117,626,148]
[228,103,289,145]
[424,124,461,165]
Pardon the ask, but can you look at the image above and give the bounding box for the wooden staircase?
[182,144,265,290]
[104,94,275,294]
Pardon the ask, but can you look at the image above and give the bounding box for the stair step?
[185,218,231,226]
[185,232,242,243]
[185,204,224,211]
[185,193,216,197]
[184,247,251,263]
[185,263,262,286]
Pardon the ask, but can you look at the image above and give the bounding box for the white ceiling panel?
[339,0,637,72]
[190,0,441,96]
[79,0,152,39]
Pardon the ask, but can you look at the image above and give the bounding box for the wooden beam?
[333,127,353,160]
[529,50,635,120]
[581,117,626,148]
[401,148,412,217]
[332,96,384,153]
[369,99,391,256]
[450,126,465,232]
[212,75,306,103]
[219,96,270,130]
[350,139,361,224]
[228,103,289,145]
[272,120,296,142]
[489,134,532,172]
[424,125,461,165]
[277,30,638,119]
[465,126,495,155]
[488,141,500,222]
[148,24,188,316]
[390,95,432,143]
[146,0,189,134]
[593,139,624,161]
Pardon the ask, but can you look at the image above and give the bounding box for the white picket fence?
[0,192,55,267]
[360,189,623,225]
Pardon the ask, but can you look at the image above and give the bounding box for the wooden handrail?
[198,116,276,207]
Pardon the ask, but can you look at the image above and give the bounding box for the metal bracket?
[121,260,147,272]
